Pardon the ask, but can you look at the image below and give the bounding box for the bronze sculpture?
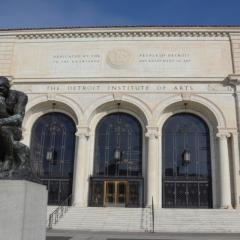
[0,76,38,181]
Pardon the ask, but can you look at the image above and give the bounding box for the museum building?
[1,26,240,231]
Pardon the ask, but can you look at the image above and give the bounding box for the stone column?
[72,126,90,207]
[146,126,159,206]
[217,131,232,208]
[231,132,240,208]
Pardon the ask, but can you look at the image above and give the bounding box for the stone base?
[0,180,48,240]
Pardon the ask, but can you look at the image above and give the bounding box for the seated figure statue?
[0,76,37,180]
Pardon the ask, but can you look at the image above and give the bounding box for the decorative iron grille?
[30,112,76,205]
[94,112,142,177]
[90,112,143,207]
[162,113,212,208]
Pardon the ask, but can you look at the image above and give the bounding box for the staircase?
[154,209,240,233]
[49,207,152,232]
[48,207,240,233]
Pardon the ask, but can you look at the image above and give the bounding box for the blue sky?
[0,0,240,29]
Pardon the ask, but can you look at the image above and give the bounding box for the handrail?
[48,194,72,229]
[151,196,155,233]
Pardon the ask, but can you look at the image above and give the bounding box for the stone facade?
[1,26,240,209]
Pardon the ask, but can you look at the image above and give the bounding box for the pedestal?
[0,180,48,240]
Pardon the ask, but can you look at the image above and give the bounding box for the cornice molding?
[16,31,229,40]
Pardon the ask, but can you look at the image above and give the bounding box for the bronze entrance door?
[89,177,143,207]
[104,181,128,207]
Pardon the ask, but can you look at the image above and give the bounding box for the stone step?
[48,207,240,233]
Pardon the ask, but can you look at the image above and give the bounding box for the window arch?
[162,113,212,208]
[94,112,143,177]
[30,112,76,205]
[90,112,144,207]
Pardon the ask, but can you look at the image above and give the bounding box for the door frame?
[104,180,129,207]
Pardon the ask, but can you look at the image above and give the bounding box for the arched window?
[162,113,212,208]
[90,112,143,207]
[30,113,76,205]
[94,112,142,177]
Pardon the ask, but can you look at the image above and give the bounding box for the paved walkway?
[46,230,240,240]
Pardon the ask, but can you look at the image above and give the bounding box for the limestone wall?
[0,36,15,76]
[230,33,240,74]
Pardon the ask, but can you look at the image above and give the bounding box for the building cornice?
[0,26,240,39]
[14,30,230,40]
[1,26,240,39]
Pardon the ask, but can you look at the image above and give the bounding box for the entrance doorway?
[104,181,128,207]
[89,177,143,207]
[89,112,144,207]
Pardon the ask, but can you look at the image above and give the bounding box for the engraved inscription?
[14,40,232,78]
[25,83,232,94]
[139,51,191,64]
[51,53,102,73]
[52,54,101,64]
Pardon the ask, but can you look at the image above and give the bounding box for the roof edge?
[1,25,240,32]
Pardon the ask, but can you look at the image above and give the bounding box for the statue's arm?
[0,93,28,127]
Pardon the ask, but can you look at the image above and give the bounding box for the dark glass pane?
[163,182,175,208]
[93,113,142,177]
[175,133,186,177]
[30,112,76,205]
[89,181,104,207]
[117,182,126,206]
[199,183,210,207]
[48,180,60,205]
[162,113,212,208]
[176,183,187,207]
[106,182,116,206]
[60,180,72,203]
[186,133,197,178]
[164,133,174,177]
[188,183,199,207]
[128,182,140,207]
